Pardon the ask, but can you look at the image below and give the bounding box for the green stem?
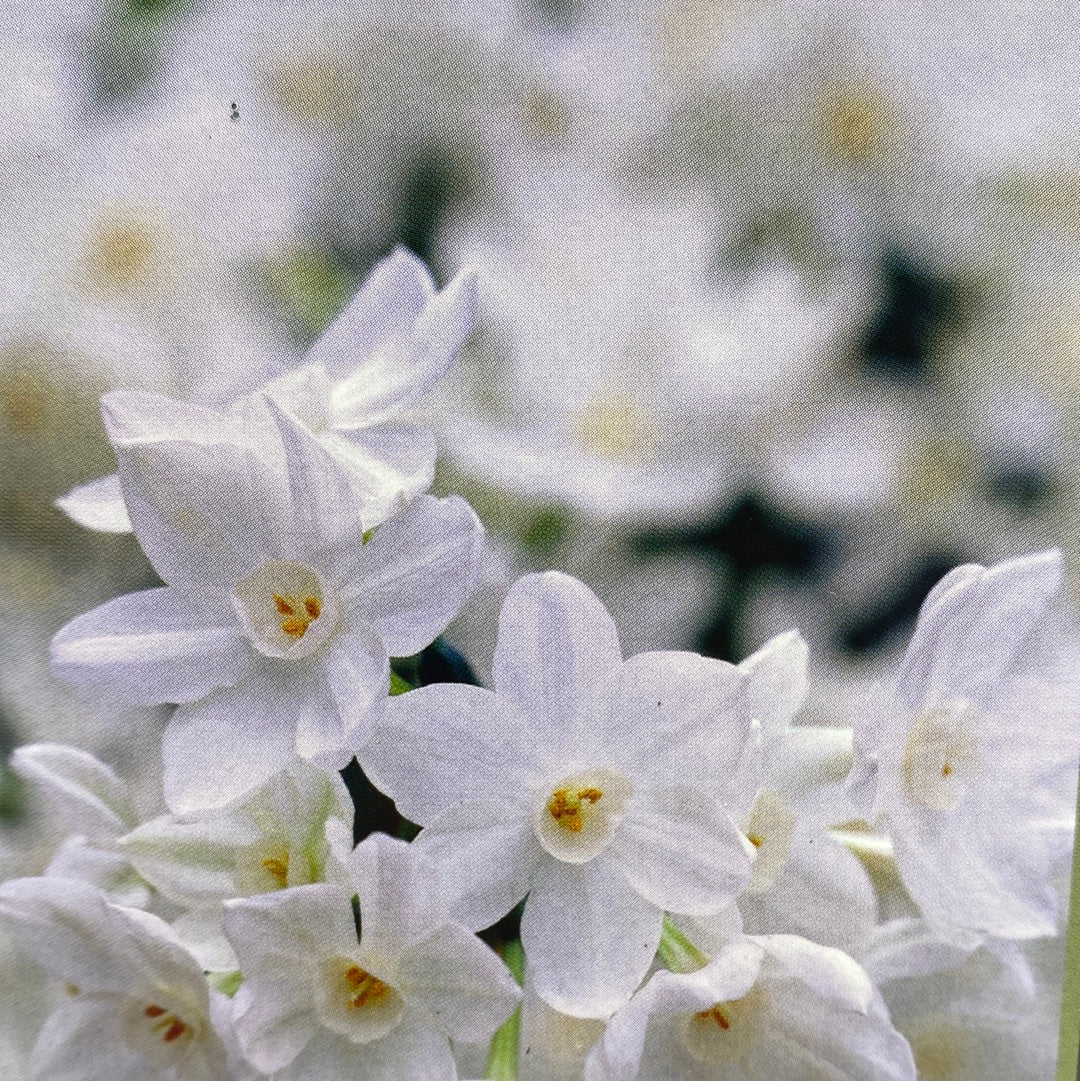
[484,940,525,1081]
[389,670,414,696]
[657,916,708,974]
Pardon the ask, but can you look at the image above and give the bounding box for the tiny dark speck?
[230,102,240,120]
[657,701,662,707]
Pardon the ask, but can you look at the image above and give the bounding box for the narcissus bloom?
[224,832,520,1081]
[59,246,476,534]
[847,549,1080,945]
[0,877,230,1081]
[361,571,759,1018]
[50,400,485,813]
[585,934,916,1081]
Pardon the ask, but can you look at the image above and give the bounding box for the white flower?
[50,399,485,813]
[0,876,229,1081]
[224,832,520,1081]
[360,571,758,1018]
[10,743,150,906]
[585,933,916,1081]
[59,246,478,535]
[847,549,1080,944]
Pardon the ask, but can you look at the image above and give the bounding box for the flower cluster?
[0,249,1075,1081]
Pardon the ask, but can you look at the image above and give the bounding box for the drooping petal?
[161,672,300,813]
[413,801,544,931]
[521,856,663,1019]
[282,1021,457,1081]
[341,494,485,657]
[55,473,133,533]
[607,786,752,916]
[491,572,623,757]
[30,996,152,1081]
[397,922,521,1041]
[894,550,1062,710]
[101,388,239,447]
[361,684,537,824]
[11,743,138,837]
[50,588,250,706]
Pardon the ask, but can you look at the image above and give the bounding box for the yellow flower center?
[342,965,391,1011]
[142,1004,192,1045]
[546,786,604,833]
[272,592,322,639]
[261,852,290,887]
[901,705,978,812]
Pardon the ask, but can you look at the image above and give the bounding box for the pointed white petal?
[739,629,809,736]
[11,743,137,836]
[362,684,536,824]
[55,473,132,533]
[414,801,543,930]
[397,922,521,1041]
[50,588,250,706]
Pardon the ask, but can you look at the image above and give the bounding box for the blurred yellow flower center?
[266,50,356,126]
[83,219,157,294]
[574,393,656,459]
[261,851,290,886]
[820,85,895,165]
[901,705,977,812]
[272,592,322,639]
[547,786,604,833]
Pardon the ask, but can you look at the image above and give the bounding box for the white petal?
[397,922,521,1041]
[894,550,1062,710]
[55,473,132,533]
[491,572,622,756]
[11,743,137,837]
[321,625,389,752]
[608,786,752,915]
[114,435,284,589]
[31,997,148,1081]
[342,494,485,657]
[264,397,366,554]
[0,877,204,998]
[310,247,435,384]
[161,673,299,814]
[521,857,662,1019]
[362,684,536,824]
[50,588,249,706]
[319,422,437,524]
[738,630,809,737]
[754,934,875,1013]
[343,833,448,961]
[101,388,237,446]
[45,838,150,907]
[605,651,756,803]
[283,1021,457,1081]
[414,801,544,930]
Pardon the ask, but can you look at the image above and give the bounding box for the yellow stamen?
[262,854,289,887]
[343,966,390,1010]
[697,1005,731,1030]
[143,1004,191,1043]
[273,593,322,638]
[747,834,763,848]
[547,787,604,833]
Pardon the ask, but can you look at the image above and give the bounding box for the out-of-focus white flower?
[361,571,759,1018]
[50,399,485,813]
[438,176,841,521]
[585,933,915,1081]
[848,549,1080,944]
[224,831,519,1080]
[0,876,230,1081]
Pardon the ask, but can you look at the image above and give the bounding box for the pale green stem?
[207,970,243,997]
[485,939,525,1081]
[657,916,708,974]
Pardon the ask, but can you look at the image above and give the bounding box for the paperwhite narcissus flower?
[50,400,485,814]
[847,549,1080,945]
[223,832,520,1081]
[360,571,758,1019]
[584,933,916,1081]
[59,246,478,535]
[0,877,230,1081]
